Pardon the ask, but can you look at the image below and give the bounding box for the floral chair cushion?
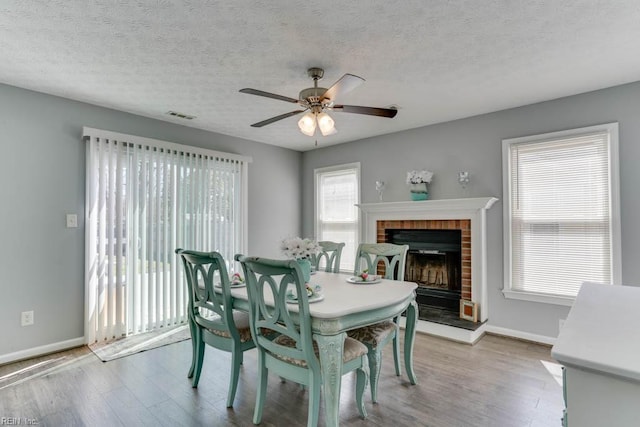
[206,310,253,343]
[271,335,368,368]
[347,321,397,350]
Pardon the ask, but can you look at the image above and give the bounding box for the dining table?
[229,270,418,427]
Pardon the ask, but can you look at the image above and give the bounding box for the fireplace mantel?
[357,197,498,343]
[357,197,498,218]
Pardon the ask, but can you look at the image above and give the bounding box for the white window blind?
[315,163,360,272]
[84,127,250,343]
[503,123,620,304]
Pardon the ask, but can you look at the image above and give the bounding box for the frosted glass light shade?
[298,113,316,136]
[317,112,337,136]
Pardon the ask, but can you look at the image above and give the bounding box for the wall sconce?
[458,171,470,189]
[375,180,386,201]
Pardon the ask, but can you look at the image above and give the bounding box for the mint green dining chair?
[235,254,369,427]
[311,240,345,273]
[348,242,409,403]
[176,249,255,408]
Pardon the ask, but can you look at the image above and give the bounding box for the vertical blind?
[507,130,613,297]
[315,164,359,271]
[84,127,250,344]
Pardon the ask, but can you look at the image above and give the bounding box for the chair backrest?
[354,243,409,280]
[312,241,345,273]
[176,249,240,339]
[235,255,320,371]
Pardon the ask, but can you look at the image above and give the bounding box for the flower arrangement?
[280,237,321,259]
[406,170,434,184]
[407,169,433,201]
[230,273,244,285]
[287,283,322,300]
[305,283,317,297]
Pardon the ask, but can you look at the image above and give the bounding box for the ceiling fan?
[239,67,398,137]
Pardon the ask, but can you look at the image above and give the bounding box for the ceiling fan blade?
[250,110,306,127]
[320,74,365,102]
[239,88,299,104]
[332,105,398,118]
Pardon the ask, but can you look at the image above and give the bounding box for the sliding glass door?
[84,127,249,344]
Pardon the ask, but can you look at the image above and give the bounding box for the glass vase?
[409,182,429,201]
[296,258,312,283]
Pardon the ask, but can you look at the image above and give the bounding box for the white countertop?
[551,282,640,382]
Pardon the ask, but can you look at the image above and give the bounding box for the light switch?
[66,214,78,228]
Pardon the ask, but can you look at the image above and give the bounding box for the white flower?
[281,237,321,259]
[406,170,434,184]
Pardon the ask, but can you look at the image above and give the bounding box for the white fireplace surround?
[357,197,498,328]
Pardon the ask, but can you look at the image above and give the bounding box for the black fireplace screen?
[386,228,462,312]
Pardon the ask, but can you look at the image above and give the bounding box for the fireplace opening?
[386,228,462,313]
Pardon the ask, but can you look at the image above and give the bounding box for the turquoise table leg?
[315,332,346,427]
[404,300,418,385]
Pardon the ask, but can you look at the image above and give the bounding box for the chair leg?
[253,351,268,425]
[392,331,401,377]
[355,357,369,419]
[307,372,321,427]
[226,346,242,408]
[367,347,383,403]
[392,317,401,376]
[191,333,205,388]
[187,319,197,378]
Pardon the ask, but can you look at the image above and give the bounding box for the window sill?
[502,289,575,307]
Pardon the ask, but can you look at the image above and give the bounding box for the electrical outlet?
[21,310,34,326]
[66,213,78,228]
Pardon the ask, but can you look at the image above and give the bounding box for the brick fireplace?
[379,219,471,303]
[357,198,498,343]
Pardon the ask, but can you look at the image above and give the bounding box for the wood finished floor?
[0,333,564,426]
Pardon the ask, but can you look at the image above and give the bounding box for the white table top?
[551,282,640,381]
[230,271,417,319]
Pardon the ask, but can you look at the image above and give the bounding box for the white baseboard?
[0,337,86,365]
[485,324,556,346]
[398,318,557,346]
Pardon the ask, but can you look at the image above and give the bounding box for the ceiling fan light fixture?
[298,112,317,136]
[241,67,397,139]
[317,112,337,136]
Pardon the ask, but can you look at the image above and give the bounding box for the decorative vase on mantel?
[296,258,312,283]
[410,182,429,201]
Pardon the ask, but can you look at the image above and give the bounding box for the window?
[502,123,621,305]
[84,127,250,343]
[314,163,360,272]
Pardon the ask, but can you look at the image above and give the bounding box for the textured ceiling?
[2,1,640,151]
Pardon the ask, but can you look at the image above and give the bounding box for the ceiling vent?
[166,111,196,120]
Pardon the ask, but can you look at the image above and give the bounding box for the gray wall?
[3,79,639,358]
[302,81,640,341]
[0,83,301,358]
